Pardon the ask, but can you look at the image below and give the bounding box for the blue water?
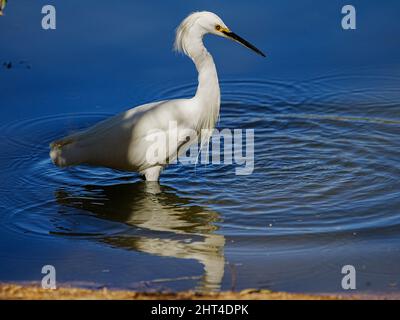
[0,0,399,294]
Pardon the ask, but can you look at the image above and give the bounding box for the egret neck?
[186,35,221,143]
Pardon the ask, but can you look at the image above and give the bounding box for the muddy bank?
[0,283,361,300]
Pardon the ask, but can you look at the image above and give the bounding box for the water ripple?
[0,75,399,266]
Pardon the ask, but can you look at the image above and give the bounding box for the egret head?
[175,11,266,58]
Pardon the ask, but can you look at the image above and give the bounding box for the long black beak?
[223,31,266,57]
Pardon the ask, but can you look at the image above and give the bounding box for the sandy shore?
[0,283,360,300]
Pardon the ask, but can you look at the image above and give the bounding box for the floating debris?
[2,60,32,70]
[0,0,7,16]
[3,61,12,69]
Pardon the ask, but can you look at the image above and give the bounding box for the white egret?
[50,11,265,181]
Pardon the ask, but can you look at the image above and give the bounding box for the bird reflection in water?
[55,181,225,291]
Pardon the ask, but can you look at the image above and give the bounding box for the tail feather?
[50,138,74,149]
[49,134,85,168]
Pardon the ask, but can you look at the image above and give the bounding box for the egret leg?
[142,166,162,182]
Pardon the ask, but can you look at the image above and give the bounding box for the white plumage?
[50,11,265,181]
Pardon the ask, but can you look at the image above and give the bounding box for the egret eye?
[215,25,221,31]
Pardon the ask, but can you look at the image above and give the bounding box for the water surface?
[0,0,399,294]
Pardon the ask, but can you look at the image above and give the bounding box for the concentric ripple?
[1,75,400,239]
[0,73,400,291]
